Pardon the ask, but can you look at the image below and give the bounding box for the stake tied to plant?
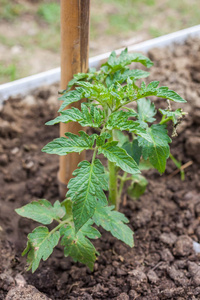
[16,49,186,272]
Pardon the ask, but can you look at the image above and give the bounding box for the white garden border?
[1,25,200,103]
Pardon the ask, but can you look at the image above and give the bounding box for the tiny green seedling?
[16,49,186,272]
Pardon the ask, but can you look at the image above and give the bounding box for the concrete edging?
[1,25,200,103]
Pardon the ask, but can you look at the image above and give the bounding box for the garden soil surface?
[1,37,200,300]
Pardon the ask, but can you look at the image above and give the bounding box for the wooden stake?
[59,0,90,198]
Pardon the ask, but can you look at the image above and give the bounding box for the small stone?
[11,147,19,155]
[23,144,30,151]
[147,270,159,284]
[15,274,26,287]
[193,241,200,254]
[173,235,193,256]
[160,232,177,246]
[23,160,35,170]
[30,144,38,151]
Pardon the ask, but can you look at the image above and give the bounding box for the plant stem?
[160,116,171,125]
[91,146,98,164]
[169,153,185,180]
[118,172,127,206]
[108,130,118,209]
[108,160,118,208]
[50,218,70,235]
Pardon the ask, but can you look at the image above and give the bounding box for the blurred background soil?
[0,0,199,84]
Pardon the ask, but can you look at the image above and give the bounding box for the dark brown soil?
[1,37,200,300]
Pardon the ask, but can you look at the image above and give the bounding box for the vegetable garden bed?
[1,36,200,299]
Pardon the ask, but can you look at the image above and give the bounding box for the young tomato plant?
[16,49,186,272]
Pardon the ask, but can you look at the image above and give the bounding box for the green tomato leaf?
[138,124,171,173]
[67,159,108,232]
[101,48,153,74]
[61,198,73,221]
[96,132,111,147]
[159,108,185,125]
[157,87,186,103]
[15,200,65,225]
[76,81,94,89]
[136,81,158,98]
[121,69,150,81]
[93,203,134,247]
[135,82,186,103]
[98,141,140,174]
[67,72,96,90]
[23,226,60,273]
[106,48,153,69]
[60,220,100,270]
[113,130,129,147]
[122,139,142,165]
[107,69,150,86]
[105,110,151,142]
[105,110,137,130]
[42,131,96,155]
[68,73,89,86]
[47,104,104,128]
[147,81,160,89]
[46,107,82,125]
[58,87,85,112]
[137,98,157,123]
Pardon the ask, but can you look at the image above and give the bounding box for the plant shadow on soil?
[1,37,200,299]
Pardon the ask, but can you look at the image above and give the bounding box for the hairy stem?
[108,130,118,209]
[117,172,128,207]
[50,218,70,235]
[160,116,171,125]
[169,153,185,180]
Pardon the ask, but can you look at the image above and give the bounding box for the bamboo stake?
[59,0,90,198]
